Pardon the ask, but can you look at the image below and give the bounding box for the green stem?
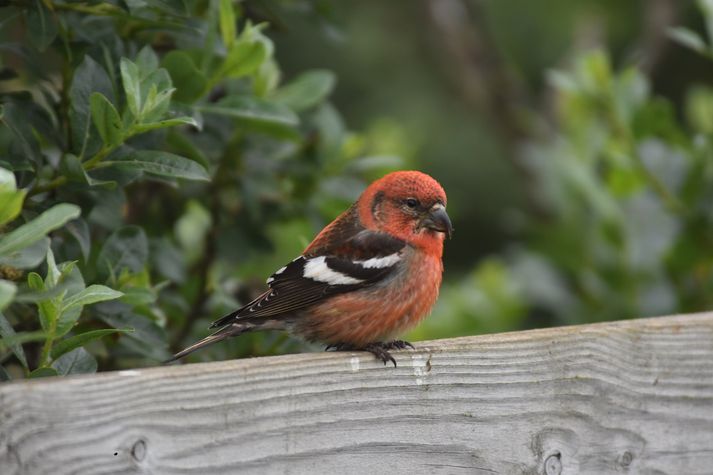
[39,326,55,367]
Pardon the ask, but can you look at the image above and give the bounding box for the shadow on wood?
[1,313,713,474]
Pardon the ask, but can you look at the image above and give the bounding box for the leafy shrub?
[0,0,399,379]
[413,1,713,340]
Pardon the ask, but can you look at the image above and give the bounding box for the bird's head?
[357,171,453,255]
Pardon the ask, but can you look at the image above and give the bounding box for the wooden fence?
[1,313,712,474]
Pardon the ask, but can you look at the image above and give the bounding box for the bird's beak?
[423,204,453,239]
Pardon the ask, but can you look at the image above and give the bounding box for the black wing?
[209,230,406,329]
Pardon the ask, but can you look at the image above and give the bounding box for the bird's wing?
[209,230,406,328]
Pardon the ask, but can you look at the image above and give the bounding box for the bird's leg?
[382,340,415,350]
[362,343,397,367]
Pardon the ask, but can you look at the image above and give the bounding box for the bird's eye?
[405,198,419,209]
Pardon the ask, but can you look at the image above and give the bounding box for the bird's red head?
[357,171,452,256]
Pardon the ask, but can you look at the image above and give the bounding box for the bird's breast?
[295,249,443,346]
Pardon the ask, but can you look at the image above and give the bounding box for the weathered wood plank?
[1,313,713,475]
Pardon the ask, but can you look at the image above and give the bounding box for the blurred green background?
[2,0,713,377]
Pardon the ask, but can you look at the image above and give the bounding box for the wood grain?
[1,313,713,475]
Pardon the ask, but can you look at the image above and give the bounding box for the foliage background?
[1,0,713,378]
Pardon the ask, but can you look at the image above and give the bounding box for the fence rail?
[1,313,713,474]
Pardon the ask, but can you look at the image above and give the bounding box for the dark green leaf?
[199,95,299,127]
[51,347,97,375]
[97,226,149,277]
[0,101,42,163]
[0,310,27,368]
[26,0,57,51]
[0,203,81,257]
[90,93,124,146]
[29,367,58,379]
[60,153,117,188]
[70,56,113,157]
[65,219,91,262]
[96,301,169,360]
[51,327,133,360]
[272,70,336,112]
[0,365,9,381]
[109,151,210,181]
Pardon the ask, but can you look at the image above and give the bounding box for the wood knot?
[131,439,147,462]
[544,451,562,475]
[618,450,633,468]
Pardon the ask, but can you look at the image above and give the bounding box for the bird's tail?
[164,323,252,363]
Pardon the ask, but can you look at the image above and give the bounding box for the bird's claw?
[363,343,397,367]
[325,340,415,367]
[383,340,415,350]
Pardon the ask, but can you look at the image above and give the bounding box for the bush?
[0,0,401,379]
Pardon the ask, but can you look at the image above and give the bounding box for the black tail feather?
[164,323,251,364]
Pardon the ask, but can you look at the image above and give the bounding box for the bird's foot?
[382,340,415,350]
[325,341,413,367]
[362,342,397,367]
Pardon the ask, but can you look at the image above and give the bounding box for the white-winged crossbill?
[170,170,452,366]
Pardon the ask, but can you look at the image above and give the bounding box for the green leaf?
[0,310,28,369]
[272,70,336,112]
[137,68,173,121]
[65,219,91,262]
[0,167,25,226]
[97,301,169,360]
[51,327,133,360]
[29,367,58,379]
[109,151,210,181]
[0,189,25,227]
[220,24,270,78]
[51,347,97,375]
[199,95,299,127]
[61,285,124,314]
[131,116,198,134]
[0,167,17,190]
[0,330,46,348]
[0,101,42,163]
[60,154,117,188]
[0,237,49,269]
[162,51,208,103]
[90,93,124,147]
[219,0,237,49]
[0,280,17,311]
[26,0,57,51]
[70,56,113,157]
[121,58,142,118]
[135,46,159,74]
[97,226,149,278]
[27,272,44,291]
[668,27,708,55]
[0,203,81,257]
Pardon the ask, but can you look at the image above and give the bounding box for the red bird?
[170,170,452,366]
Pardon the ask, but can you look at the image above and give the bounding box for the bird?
[168,170,452,366]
